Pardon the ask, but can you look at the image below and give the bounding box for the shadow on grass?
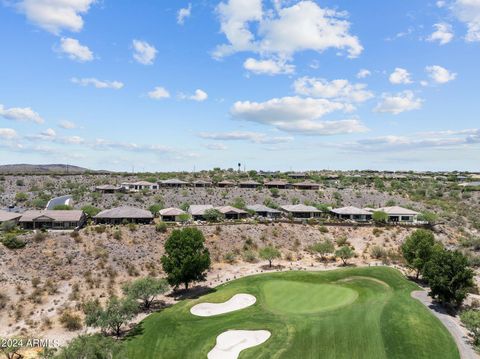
[167,285,217,301]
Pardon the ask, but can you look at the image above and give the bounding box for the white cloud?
[41,128,56,138]
[62,135,84,144]
[389,68,412,85]
[148,86,171,100]
[0,104,44,124]
[204,143,228,150]
[374,91,423,115]
[231,96,367,135]
[0,128,17,140]
[425,65,457,84]
[188,89,209,102]
[71,77,124,89]
[59,37,93,62]
[427,23,454,45]
[452,0,480,42]
[293,77,374,103]
[177,4,192,25]
[356,69,371,79]
[437,1,447,8]
[16,0,95,34]
[243,57,295,75]
[132,40,157,65]
[58,120,77,129]
[198,131,293,144]
[214,0,362,60]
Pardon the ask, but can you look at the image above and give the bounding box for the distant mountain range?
[0,164,101,174]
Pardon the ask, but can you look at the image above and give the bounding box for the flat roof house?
[215,206,248,220]
[246,204,281,219]
[288,172,307,179]
[95,185,124,194]
[331,206,372,222]
[19,210,86,230]
[375,206,420,223]
[264,180,290,189]
[188,205,214,221]
[239,180,262,189]
[293,181,320,190]
[281,204,321,219]
[0,210,22,224]
[121,181,159,191]
[94,206,154,225]
[159,208,186,222]
[160,179,189,188]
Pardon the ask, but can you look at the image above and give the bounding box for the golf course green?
[124,267,459,358]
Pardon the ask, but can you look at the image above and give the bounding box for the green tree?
[122,277,169,309]
[203,209,224,222]
[81,205,101,218]
[149,204,163,217]
[311,240,334,261]
[161,228,211,290]
[423,249,474,307]
[231,197,246,209]
[418,211,438,225]
[55,334,126,359]
[53,204,73,210]
[259,246,281,267]
[15,192,28,202]
[372,211,388,224]
[84,297,138,337]
[460,310,480,347]
[335,246,354,265]
[401,229,440,279]
[179,202,190,212]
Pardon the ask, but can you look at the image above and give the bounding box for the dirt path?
[411,291,479,359]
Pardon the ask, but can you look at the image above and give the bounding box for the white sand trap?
[208,330,271,359]
[190,294,256,317]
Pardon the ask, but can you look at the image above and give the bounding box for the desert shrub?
[113,229,122,240]
[53,204,73,210]
[242,250,257,263]
[59,311,83,331]
[370,245,387,259]
[372,228,383,237]
[94,225,107,234]
[336,236,348,247]
[128,223,137,232]
[0,220,17,232]
[224,252,236,264]
[15,192,28,202]
[318,225,329,233]
[33,230,47,242]
[2,234,26,249]
[155,222,168,233]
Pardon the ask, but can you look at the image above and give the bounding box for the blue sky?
[1,0,479,172]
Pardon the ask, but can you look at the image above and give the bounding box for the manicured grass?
[124,267,459,359]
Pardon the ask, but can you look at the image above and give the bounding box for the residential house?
[374,206,420,223]
[264,180,290,189]
[188,205,214,221]
[216,206,248,220]
[280,204,321,219]
[192,180,212,187]
[217,180,236,188]
[331,206,372,222]
[159,208,187,222]
[19,210,86,230]
[95,185,124,194]
[94,206,154,224]
[288,172,307,179]
[246,204,281,219]
[239,180,262,189]
[160,179,189,188]
[121,181,159,191]
[293,181,320,190]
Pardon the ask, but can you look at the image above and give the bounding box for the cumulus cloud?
[425,65,457,84]
[58,120,77,129]
[132,40,157,65]
[452,0,480,42]
[0,104,44,124]
[389,68,412,85]
[71,77,124,89]
[58,37,93,62]
[356,69,371,79]
[231,96,367,135]
[180,89,208,102]
[0,128,17,140]
[148,86,171,100]
[427,23,454,45]
[243,57,295,75]
[374,91,423,115]
[293,77,374,103]
[177,3,192,25]
[15,0,95,34]
[204,143,228,151]
[214,0,362,60]
[198,131,293,144]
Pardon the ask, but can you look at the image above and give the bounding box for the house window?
[401,216,411,221]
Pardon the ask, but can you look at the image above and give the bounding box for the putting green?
[124,267,460,359]
[262,281,358,314]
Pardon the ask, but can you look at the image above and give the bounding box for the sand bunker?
[190,294,256,317]
[208,330,271,359]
